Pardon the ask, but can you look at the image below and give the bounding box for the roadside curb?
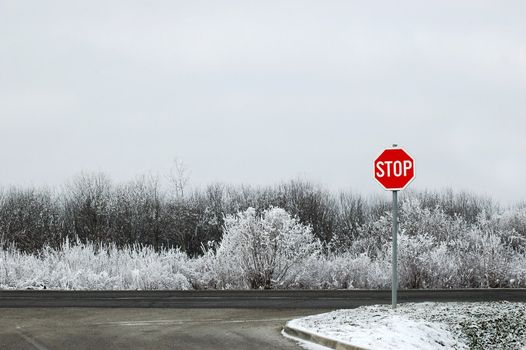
[283,323,368,350]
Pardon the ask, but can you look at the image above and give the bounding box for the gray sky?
[1,0,525,203]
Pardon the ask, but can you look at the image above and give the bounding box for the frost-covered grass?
[0,239,191,290]
[287,302,526,350]
[2,235,526,291]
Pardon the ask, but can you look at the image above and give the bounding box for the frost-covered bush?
[446,229,513,288]
[508,254,526,287]
[396,233,436,288]
[289,251,390,289]
[344,197,525,289]
[214,207,320,289]
[496,207,526,252]
[401,198,469,242]
[0,239,191,290]
[350,214,392,258]
[184,243,219,289]
[421,242,459,288]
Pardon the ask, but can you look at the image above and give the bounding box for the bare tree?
[63,172,113,244]
[167,158,190,198]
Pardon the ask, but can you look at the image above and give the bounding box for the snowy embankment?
[286,302,526,350]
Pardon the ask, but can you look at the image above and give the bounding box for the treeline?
[0,173,510,255]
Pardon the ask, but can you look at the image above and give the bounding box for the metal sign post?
[392,190,398,308]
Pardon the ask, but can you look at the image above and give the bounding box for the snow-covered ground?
[286,302,526,350]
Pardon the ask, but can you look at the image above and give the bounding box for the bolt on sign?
[373,145,415,309]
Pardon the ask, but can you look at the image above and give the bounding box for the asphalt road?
[0,308,327,350]
[1,289,525,308]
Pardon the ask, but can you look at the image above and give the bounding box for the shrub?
[289,251,390,289]
[215,207,320,289]
[0,239,191,290]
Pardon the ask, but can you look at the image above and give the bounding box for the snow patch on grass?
[287,302,526,350]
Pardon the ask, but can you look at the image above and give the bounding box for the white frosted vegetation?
[2,202,526,290]
[0,239,191,290]
[213,207,320,289]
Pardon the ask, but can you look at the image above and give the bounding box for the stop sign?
[374,148,415,191]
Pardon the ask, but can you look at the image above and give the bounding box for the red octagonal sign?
[374,148,415,191]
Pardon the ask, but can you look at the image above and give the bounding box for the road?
[0,308,327,350]
[1,289,525,308]
[1,289,525,349]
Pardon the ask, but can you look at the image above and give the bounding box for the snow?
[286,302,526,350]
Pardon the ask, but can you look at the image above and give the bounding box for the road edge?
[282,322,368,350]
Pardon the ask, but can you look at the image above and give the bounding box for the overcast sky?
[1,0,525,203]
